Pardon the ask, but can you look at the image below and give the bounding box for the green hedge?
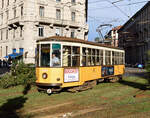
[0,61,36,88]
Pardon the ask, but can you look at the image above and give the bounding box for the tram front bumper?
[36,83,62,87]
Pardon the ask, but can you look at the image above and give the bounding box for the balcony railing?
[36,16,81,28]
[8,16,24,26]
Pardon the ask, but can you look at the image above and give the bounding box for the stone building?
[118,2,150,66]
[0,0,88,63]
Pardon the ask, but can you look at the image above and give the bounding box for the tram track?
[30,97,150,118]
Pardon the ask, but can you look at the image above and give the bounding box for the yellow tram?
[36,36,125,94]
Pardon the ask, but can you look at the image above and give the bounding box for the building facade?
[106,26,122,47]
[118,2,150,66]
[0,0,88,63]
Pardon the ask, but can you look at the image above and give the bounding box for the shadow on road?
[0,84,31,118]
[119,79,150,91]
[120,68,150,91]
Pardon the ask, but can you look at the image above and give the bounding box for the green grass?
[0,75,150,118]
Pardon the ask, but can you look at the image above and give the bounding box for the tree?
[94,37,100,42]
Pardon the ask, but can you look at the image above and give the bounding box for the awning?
[4,53,23,59]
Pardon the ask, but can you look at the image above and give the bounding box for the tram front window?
[52,44,61,67]
[41,44,50,67]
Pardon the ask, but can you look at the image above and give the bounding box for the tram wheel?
[68,80,97,93]
[109,76,119,83]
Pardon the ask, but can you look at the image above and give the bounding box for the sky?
[88,0,148,41]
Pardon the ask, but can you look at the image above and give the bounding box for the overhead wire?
[88,0,150,40]
[106,0,130,18]
[89,0,150,10]
[88,0,107,4]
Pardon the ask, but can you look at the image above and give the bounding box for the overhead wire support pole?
[96,24,112,44]
[96,29,104,43]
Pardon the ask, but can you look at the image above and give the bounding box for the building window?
[56,0,61,2]
[71,0,75,4]
[39,6,44,17]
[14,8,16,18]
[20,27,23,37]
[13,29,15,38]
[38,27,44,37]
[2,0,4,8]
[56,9,61,20]
[56,28,61,36]
[19,48,24,53]
[71,12,75,21]
[13,48,16,53]
[6,29,8,40]
[6,11,9,20]
[71,29,75,38]
[113,30,115,34]
[21,6,23,16]
[6,46,8,56]
[1,13,3,24]
[1,30,3,40]
[7,0,9,6]
[0,46,2,57]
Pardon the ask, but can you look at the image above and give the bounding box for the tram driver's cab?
[36,43,61,67]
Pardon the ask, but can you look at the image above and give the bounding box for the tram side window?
[115,52,119,65]
[123,53,125,64]
[118,52,120,64]
[88,48,91,66]
[91,49,96,65]
[105,51,111,65]
[63,46,71,66]
[96,49,100,65]
[115,52,118,64]
[119,52,124,65]
[119,52,122,64]
[52,44,61,67]
[100,50,103,65]
[82,48,87,66]
[41,44,50,67]
[112,51,115,65]
[72,46,80,67]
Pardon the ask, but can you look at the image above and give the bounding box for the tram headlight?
[42,73,48,79]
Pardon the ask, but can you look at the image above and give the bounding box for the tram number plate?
[64,69,79,82]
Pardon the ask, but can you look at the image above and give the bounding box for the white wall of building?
[0,0,88,63]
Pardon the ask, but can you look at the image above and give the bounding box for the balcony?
[35,16,81,28]
[8,16,24,28]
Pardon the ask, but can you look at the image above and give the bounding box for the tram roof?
[37,36,124,50]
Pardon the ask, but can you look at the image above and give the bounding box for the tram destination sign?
[64,68,79,82]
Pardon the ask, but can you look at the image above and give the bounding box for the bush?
[0,61,36,88]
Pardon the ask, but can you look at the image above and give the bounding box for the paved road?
[124,67,147,77]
